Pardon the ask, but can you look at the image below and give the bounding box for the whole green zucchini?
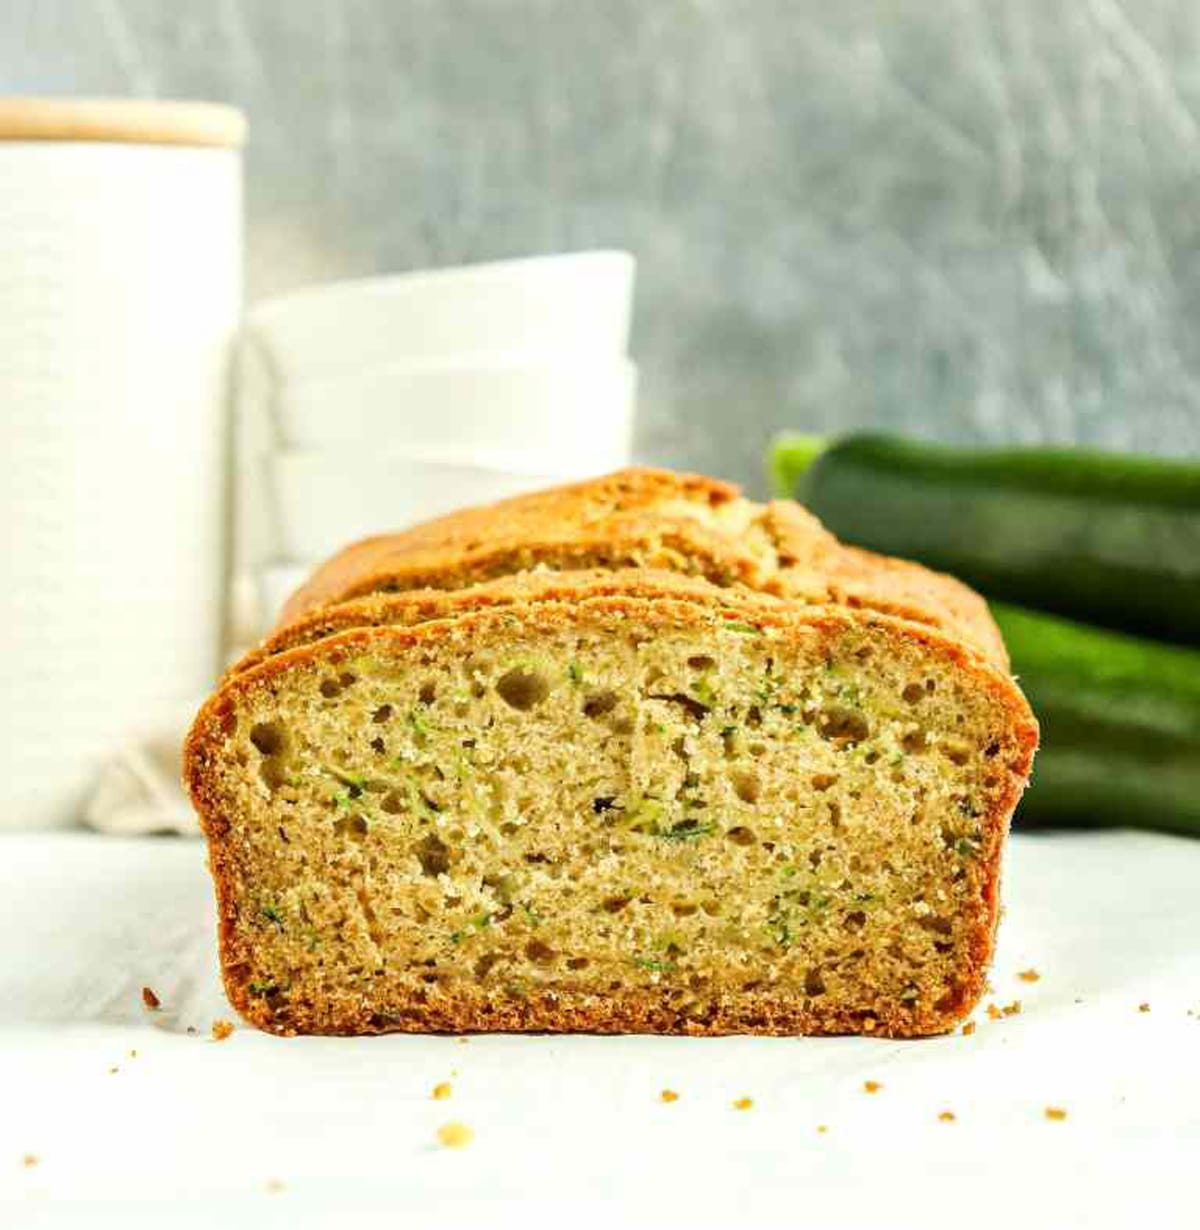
[990,603,1200,834]
[769,433,1200,645]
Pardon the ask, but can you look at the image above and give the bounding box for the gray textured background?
[6,0,1200,492]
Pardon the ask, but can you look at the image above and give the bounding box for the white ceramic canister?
[0,99,245,829]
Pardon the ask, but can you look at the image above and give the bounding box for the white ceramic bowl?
[268,452,580,560]
[245,250,634,377]
[256,563,313,628]
[273,355,636,470]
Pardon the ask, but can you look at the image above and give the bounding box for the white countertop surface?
[3,829,1198,1228]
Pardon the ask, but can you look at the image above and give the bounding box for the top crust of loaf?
[277,468,1007,667]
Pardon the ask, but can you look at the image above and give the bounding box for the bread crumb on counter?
[211,1019,235,1041]
[863,1080,882,1094]
[660,1089,679,1103]
[938,1110,957,1122]
[1002,1000,1022,1017]
[266,1179,285,1194]
[961,1021,977,1036]
[1017,969,1041,983]
[1138,1003,1151,1013]
[21,1154,38,1169]
[732,1097,754,1111]
[985,1003,1002,1021]
[437,1122,474,1149]
[432,1082,452,1100]
[141,986,161,1010]
[108,1066,118,1075]
[816,1124,828,1134]
[1044,1107,1068,1122]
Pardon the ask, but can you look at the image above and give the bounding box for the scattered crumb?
[432,1082,452,1101]
[450,1068,460,1077]
[211,1019,235,1042]
[186,1026,197,1035]
[938,1111,957,1123]
[456,1037,470,1045]
[961,1021,976,1036]
[986,1003,1002,1021]
[861,1017,877,1032]
[108,1066,118,1075]
[22,1154,38,1169]
[732,1097,754,1111]
[816,1124,828,1134]
[266,1179,285,1194]
[1044,1107,1068,1122]
[863,1080,882,1094]
[141,986,160,1010]
[1017,969,1041,983]
[128,1049,138,1059]
[1002,1000,1022,1018]
[1138,1003,1151,1014]
[984,981,995,995]
[437,1121,474,1149]
[660,1089,679,1103]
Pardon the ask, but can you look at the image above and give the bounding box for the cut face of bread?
[186,586,1036,1038]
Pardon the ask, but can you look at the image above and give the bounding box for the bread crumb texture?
[437,1122,474,1149]
[186,472,1036,1039]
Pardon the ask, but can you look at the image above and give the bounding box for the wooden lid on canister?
[0,98,246,147]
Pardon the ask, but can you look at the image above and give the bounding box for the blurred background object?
[0,97,243,830]
[233,252,636,640]
[6,0,1200,491]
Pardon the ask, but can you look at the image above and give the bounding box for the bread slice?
[278,468,1009,666]
[186,562,1036,1038]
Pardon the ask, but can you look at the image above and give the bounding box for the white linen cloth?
[3,828,1196,1227]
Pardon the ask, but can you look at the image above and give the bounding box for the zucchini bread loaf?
[185,469,1037,1038]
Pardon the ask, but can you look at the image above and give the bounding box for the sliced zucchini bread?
[185,471,1036,1037]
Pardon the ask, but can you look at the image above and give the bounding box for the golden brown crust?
[275,468,1007,668]
[186,585,1037,1040]
[231,568,808,679]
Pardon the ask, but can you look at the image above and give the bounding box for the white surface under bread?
[3,829,1195,1228]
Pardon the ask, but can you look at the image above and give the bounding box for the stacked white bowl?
[236,251,637,636]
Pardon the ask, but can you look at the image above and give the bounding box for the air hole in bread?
[583,691,618,719]
[249,722,286,756]
[730,767,762,804]
[901,727,927,754]
[497,667,551,711]
[334,813,368,840]
[818,706,870,745]
[415,834,450,877]
[902,682,925,705]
